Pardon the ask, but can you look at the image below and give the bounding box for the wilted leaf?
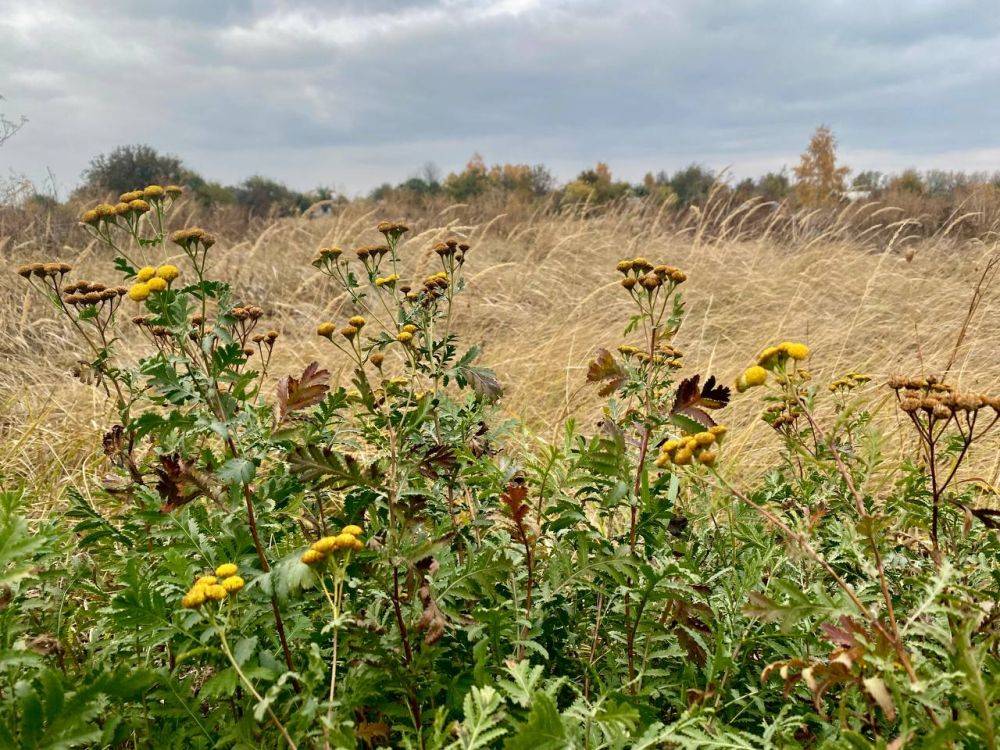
[671,374,730,418]
[356,721,390,746]
[418,444,457,479]
[276,361,330,422]
[416,581,447,646]
[500,480,531,529]
[463,364,503,403]
[862,676,896,722]
[587,348,626,397]
[155,454,206,512]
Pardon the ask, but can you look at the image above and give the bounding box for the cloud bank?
[2,0,999,194]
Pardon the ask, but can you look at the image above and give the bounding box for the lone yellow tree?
[794,125,850,206]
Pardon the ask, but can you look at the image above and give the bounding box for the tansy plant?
[7,198,1000,748]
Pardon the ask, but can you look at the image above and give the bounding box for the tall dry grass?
[2,198,998,509]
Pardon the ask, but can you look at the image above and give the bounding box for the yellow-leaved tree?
[794,125,850,206]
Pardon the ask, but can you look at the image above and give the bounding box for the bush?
[7,186,1000,748]
[81,144,193,196]
[233,175,309,217]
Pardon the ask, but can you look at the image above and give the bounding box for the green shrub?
[7,193,999,748]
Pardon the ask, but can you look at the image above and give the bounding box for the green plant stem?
[214,616,298,750]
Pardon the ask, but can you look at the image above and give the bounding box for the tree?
[886,169,924,195]
[793,126,850,206]
[232,175,306,216]
[852,170,884,193]
[82,144,192,195]
[563,162,630,204]
[666,164,715,207]
[756,171,791,201]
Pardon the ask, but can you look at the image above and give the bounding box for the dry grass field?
[2,199,999,507]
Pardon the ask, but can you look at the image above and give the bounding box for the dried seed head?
[621,277,637,290]
[640,273,661,290]
[317,322,335,338]
[165,185,183,198]
[142,185,165,200]
[631,257,653,272]
[170,227,207,248]
[370,353,385,368]
[377,220,409,238]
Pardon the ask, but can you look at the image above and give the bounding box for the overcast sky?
[2,0,999,196]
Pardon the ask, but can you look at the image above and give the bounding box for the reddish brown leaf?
[500,481,530,526]
[698,375,731,409]
[155,454,204,512]
[416,582,447,645]
[586,348,626,397]
[671,374,731,414]
[356,722,390,748]
[276,361,330,422]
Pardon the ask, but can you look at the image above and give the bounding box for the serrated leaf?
[234,636,258,666]
[504,692,565,750]
[217,457,256,486]
[286,444,381,490]
[276,361,330,422]
[586,348,626,397]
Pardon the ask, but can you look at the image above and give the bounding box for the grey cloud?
[1,0,999,194]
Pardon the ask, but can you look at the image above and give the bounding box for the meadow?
[0,190,998,748]
[2,196,998,501]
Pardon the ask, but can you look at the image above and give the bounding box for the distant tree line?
[32,130,1000,217]
[75,144,339,217]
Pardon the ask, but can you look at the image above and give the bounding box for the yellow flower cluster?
[79,186,182,226]
[301,525,365,565]
[735,365,768,393]
[127,265,179,301]
[757,341,810,369]
[396,323,418,344]
[735,341,810,392]
[829,372,871,392]
[422,271,449,292]
[656,426,726,468]
[181,563,245,609]
[375,273,400,288]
